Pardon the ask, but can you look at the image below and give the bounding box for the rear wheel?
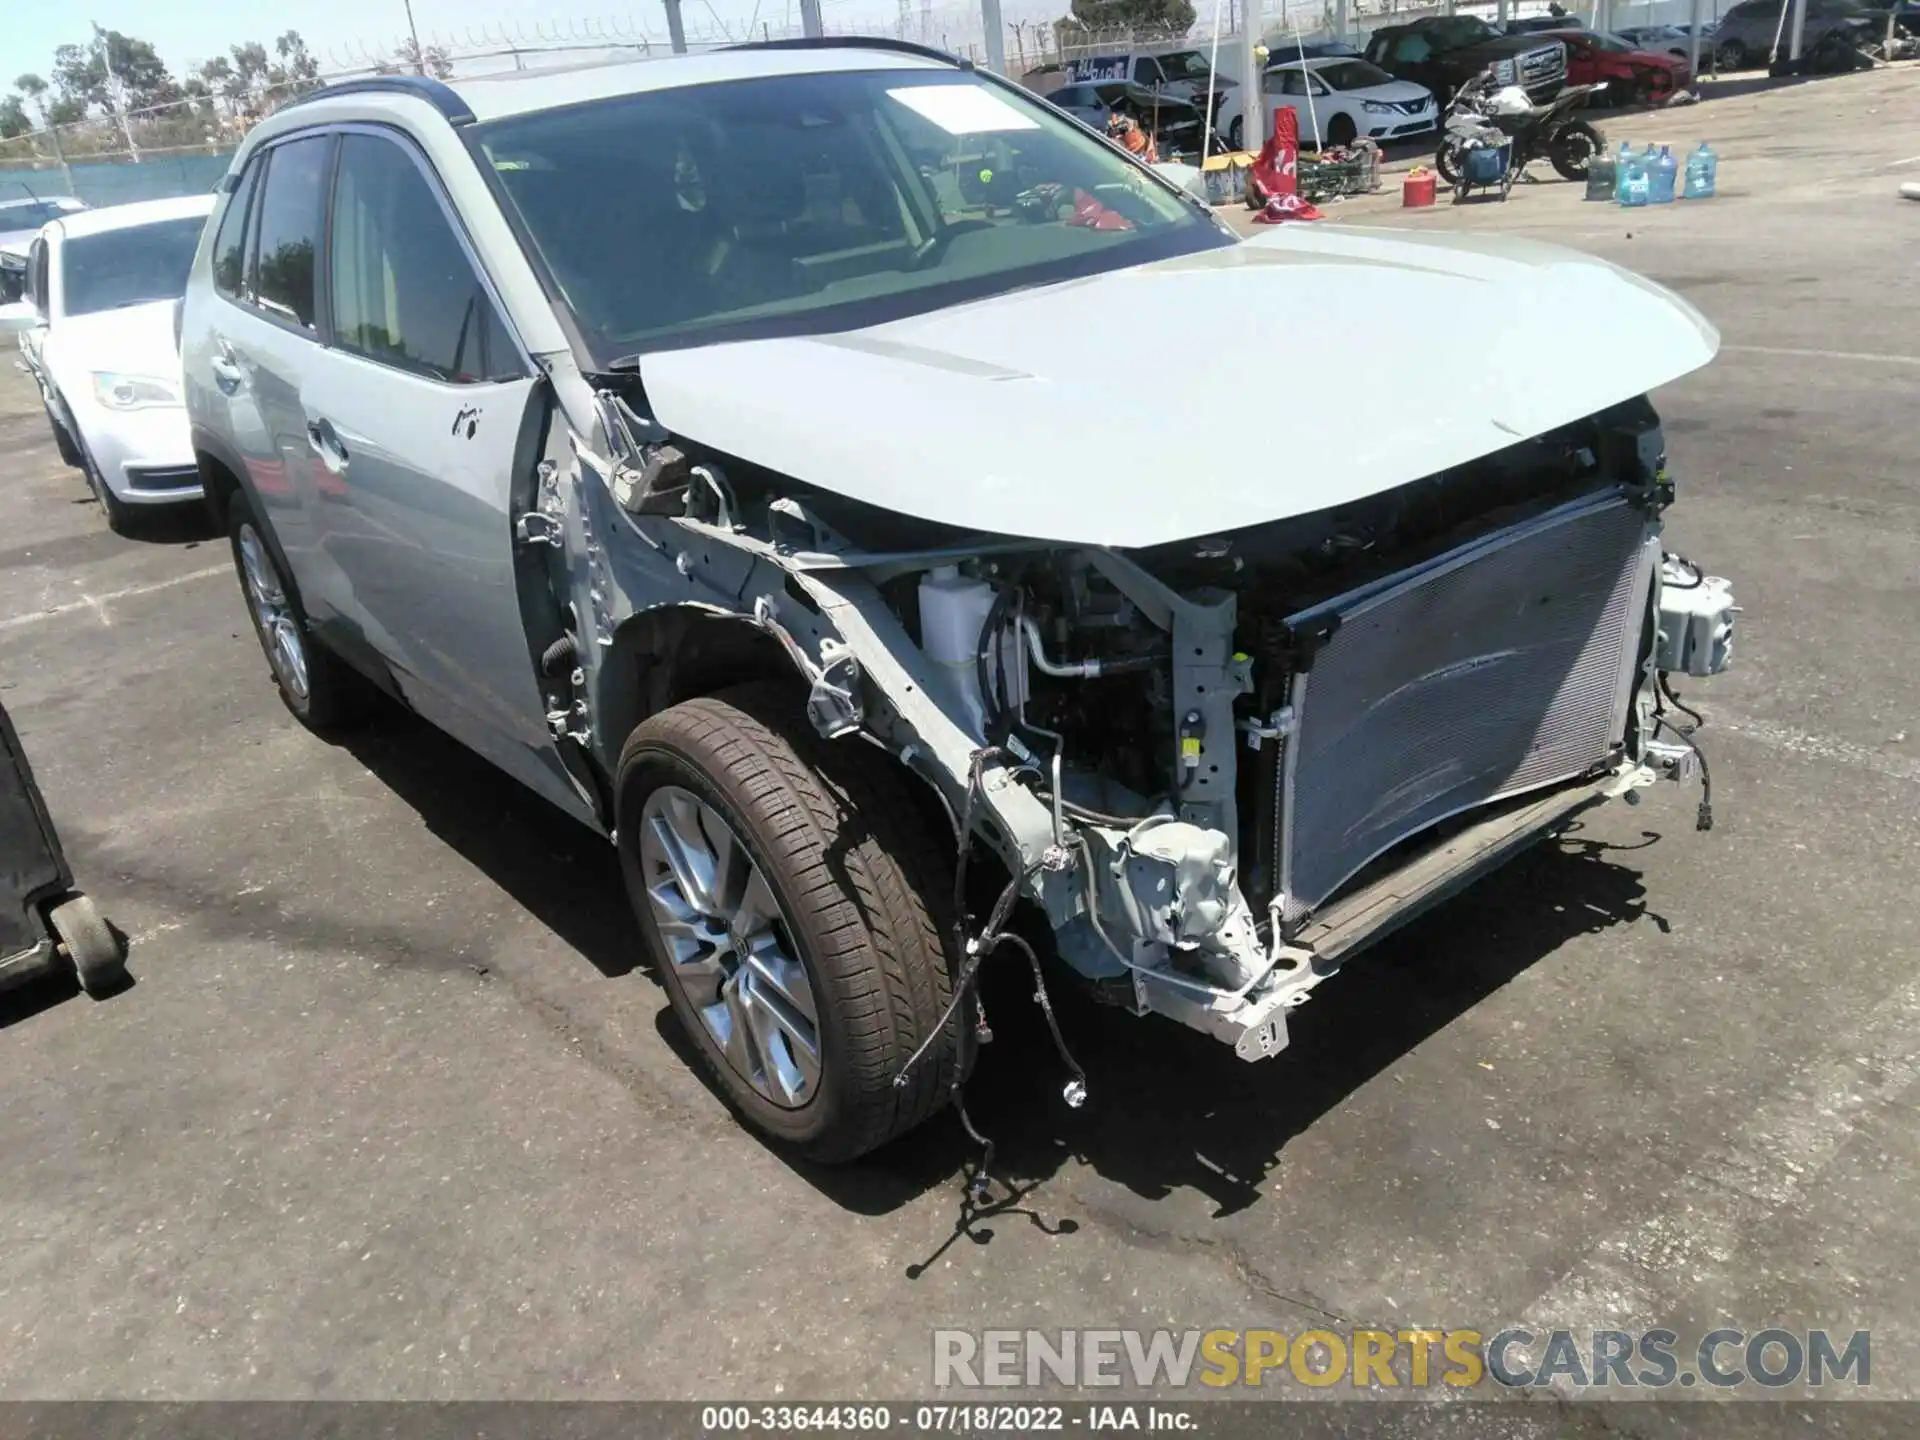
[227,489,368,731]
[1715,40,1749,69]
[1549,120,1606,181]
[1227,116,1244,150]
[616,684,960,1163]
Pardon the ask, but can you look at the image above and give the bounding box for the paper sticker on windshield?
[887,86,1040,135]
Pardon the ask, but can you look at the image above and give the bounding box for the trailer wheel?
[48,894,126,997]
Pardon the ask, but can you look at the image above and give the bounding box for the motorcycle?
[1435,73,1607,186]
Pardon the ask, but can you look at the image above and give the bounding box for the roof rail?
[727,35,971,70]
[278,74,476,126]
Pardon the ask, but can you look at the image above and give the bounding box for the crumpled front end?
[564,385,1733,1063]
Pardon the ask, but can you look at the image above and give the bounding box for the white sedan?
[1217,56,1439,151]
[0,193,214,530]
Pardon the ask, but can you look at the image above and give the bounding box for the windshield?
[1315,59,1396,89]
[1426,16,1498,48]
[60,215,204,317]
[1153,51,1217,80]
[1592,32,1637,50]
[478,69,1218,363]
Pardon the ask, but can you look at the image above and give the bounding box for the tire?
[616,684,960,1164]
[46,405,82,468]
[1326,113,1357,149]
[1715,40,1749,70]
[1436,140,1462,188]
[1227,116,1243,151]
[75,435,135,534]
[1549,121,1606,181]
[226,489,368,731]
[48,894,126,998]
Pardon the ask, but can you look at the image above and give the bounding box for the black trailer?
[0,700,125,997]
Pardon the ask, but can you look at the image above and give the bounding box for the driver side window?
[328,132,524,384]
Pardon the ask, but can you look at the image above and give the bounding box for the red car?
[1545,30,1691,104]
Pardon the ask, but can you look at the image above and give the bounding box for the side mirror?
[0,300,40,334]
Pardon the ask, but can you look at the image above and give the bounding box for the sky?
[0,0,935,95]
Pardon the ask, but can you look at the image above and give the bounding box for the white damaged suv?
[180,39,1735,1163]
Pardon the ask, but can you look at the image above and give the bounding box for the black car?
[1506,12,1587,33]
[1365,15,1570,103]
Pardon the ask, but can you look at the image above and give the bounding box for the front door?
[297,127,585,822]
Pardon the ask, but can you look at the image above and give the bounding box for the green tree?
[0,95,28,140]
[1056,0,1196,38]
[198,31,323,118]
[377,38,454,80]
[51,27,183,118]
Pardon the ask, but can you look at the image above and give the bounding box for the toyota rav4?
[181,38,1734,1164]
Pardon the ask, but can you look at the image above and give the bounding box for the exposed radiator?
[1278,490,1657,924]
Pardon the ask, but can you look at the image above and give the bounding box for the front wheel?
[1549,121,1606,181]
[1715,40,1749,70]
[1325,113,1357,148]
[45,404,82,468]
[75,435,134,533]
[1227,116,1243,150]
[1435,140,1462,187]
[616,684,961,1163]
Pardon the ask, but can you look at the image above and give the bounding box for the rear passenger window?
[251,134,330,329]
[212,156,263,299]
[327,132,523,384]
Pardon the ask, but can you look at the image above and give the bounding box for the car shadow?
[110,502,220,547]
[794,822,1667,1231]
[318,708,1666,1231]
[336,704,646,981]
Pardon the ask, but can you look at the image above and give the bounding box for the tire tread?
[619,683,958,1162]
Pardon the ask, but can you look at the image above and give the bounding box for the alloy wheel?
[639,785,822,1108]
[237,523,310,703]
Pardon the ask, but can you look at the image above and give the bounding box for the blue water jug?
[1613,141,1635,203]
[1683,142,1717,198]
[1651,145,1679,204]
[1620,152,1651,207]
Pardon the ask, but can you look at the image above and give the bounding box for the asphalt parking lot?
[1,64,1917,1422]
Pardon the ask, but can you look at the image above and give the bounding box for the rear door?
[201,132,337,604]
[298,126,581,818]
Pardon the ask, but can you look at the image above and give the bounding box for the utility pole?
[401,0,425,73]
[980,0,1007,72]
[664,0,689,52]
[1238,0,1262,150]
[800,0,825,37]
[1785,0,1807,65]
[92,23,141,163]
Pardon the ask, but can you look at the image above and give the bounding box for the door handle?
[209,354,245,394]
[306,418,350,475]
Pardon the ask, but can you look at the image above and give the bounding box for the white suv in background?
[1,194,213,529]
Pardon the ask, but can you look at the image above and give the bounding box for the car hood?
[1349,78,1435,104]
[638,227,1719,548]
[54,300,178,365]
